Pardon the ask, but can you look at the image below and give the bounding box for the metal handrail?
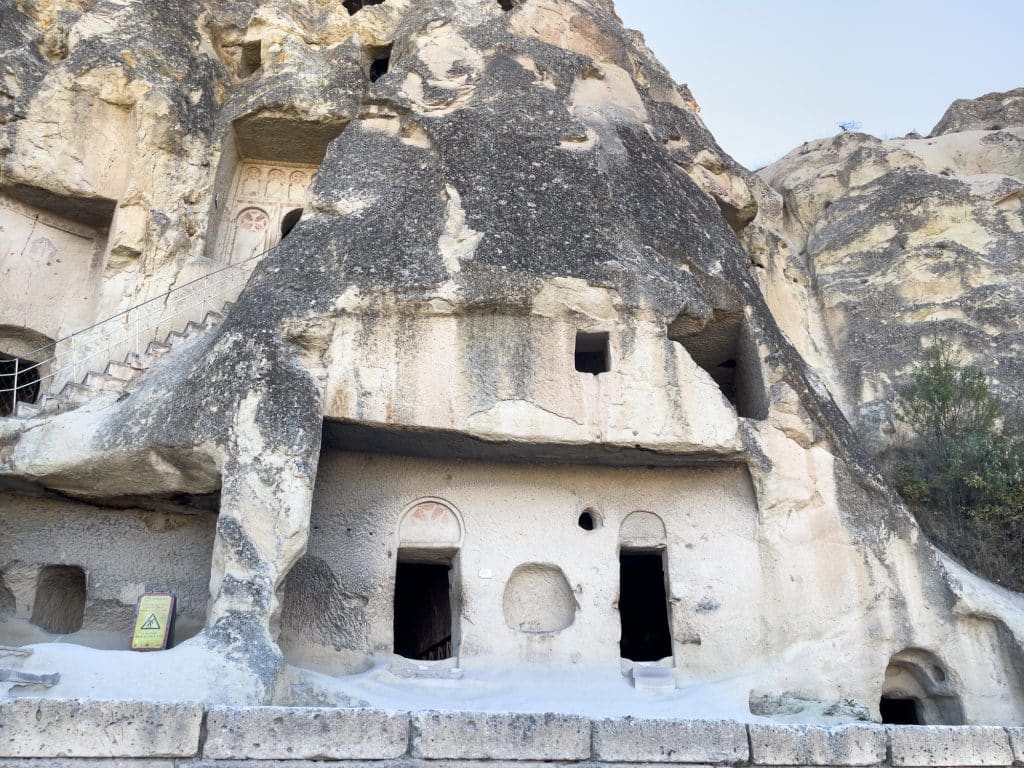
[0,244,278,404]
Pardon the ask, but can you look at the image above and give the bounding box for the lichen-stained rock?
[753,97,1024,450]
[0,0,1023,726]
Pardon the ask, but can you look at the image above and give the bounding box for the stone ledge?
[2,699,1024,766]
[0,699,203,759]
[594,716,749,764]
[889,725,1015,767]
[203,706,409,760]
[411,711,591,761]
[749,723,887,766]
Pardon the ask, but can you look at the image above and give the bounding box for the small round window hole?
[578,510,598,531]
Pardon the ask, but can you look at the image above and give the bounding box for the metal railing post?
[12,357,18,408]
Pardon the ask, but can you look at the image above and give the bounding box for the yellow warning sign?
[131,592,175,651]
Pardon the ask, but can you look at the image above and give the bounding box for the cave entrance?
[0,352,41,416]
[881,648,964,725]
[393,557,454,661]
[880,696,921,725]
[619,550,672,662]
[280,208,302,239]
[31,565,86,635]
[366,44,392,82]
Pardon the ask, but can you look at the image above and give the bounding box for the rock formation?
[748,90,1024,452]
[1,0,1023,742]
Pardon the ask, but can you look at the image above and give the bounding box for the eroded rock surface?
[0,0,1022,730]
[750,90,1024,450]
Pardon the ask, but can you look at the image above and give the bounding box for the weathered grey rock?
[412,711,590,761]
[753,91,1024,460]
[0,699,202,758]
[749,723,887,766]
[202,706,409,760]
[0,0,1023,734]
[931,88,1024,135]
[593,717,748,764]
[889,725,1015,766]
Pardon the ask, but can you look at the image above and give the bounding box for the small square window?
[575,331,610,375]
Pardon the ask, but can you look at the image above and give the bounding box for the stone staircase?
[12,305,231,419]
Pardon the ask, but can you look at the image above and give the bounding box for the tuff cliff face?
[747,91,1024,451]
[0,0,1023,729]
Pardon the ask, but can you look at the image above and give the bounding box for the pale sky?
[613,1,1024,169]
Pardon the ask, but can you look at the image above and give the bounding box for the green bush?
[888,342,1024,590]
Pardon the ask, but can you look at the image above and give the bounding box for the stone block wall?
[1,700,1022,766]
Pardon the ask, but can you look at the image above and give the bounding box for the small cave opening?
[280,208,303,239]
[239,40,262,77]
[343,0,384,16]
[497,0,517,9]
[880,697,921,725]
[619,551,672,662]
[575,331,610,375]
[578,510,597,531]
[30,565,86,635]
[393,558,453,661]
[367,44,392,82]
[0,352,42,416]
[881,648,964,725]
[668,309,767,420]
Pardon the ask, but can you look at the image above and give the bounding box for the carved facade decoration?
[214,160,315,264]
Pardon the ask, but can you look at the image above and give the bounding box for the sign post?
[130,592,176,651]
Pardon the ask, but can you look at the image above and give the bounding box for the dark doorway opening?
[0,352,41,416]
[394,560,453,660]
[880,696,921,725]
[575,331,610,375]
[281,208,302,239]
[368,44,392,82]
[31,565,86,635]
[578,511,596,531]
[619,551,672,662]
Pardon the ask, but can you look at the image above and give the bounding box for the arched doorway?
[280,208,303,239]
[0,326,53,416]
[880,648,964,724]
[393,499,463,661]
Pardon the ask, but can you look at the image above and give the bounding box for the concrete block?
[594,717,748,763]
[0,698,202,758]
[1009,728,1024,766]
[890,725,1014,766]
[750,722,887,765]
[412,711,590,760]
[203,706,409,760]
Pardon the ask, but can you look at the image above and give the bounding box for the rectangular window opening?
[619,550,672,662]
[575,331,610,375]
[880,697,921,725]
[239,40,262,77]
[394,559,453,660]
